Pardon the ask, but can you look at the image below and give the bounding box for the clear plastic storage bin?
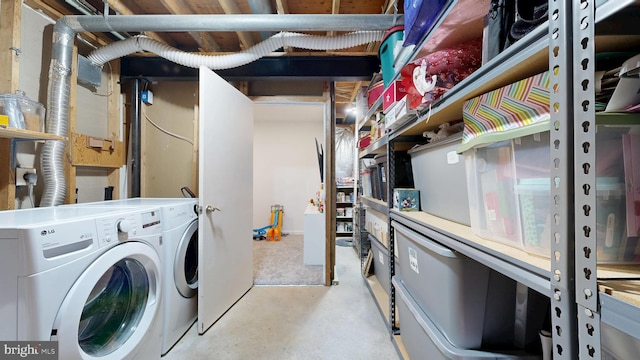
[464,140,521,248]
[0,93,45,132]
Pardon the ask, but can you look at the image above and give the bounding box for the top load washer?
[0,206,163,360]
[71,198,199,355]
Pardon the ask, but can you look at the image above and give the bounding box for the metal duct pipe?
[43,13,401,206]
[40,19,75,207]
[63,14,403,32]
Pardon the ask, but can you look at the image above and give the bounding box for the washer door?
[174,219,198,298]
[53,242,161,359]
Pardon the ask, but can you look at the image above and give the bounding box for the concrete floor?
[162,246,400,360]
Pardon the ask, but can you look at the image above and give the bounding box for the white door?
[197,66,254,334]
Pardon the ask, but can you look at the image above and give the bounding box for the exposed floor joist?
[218,0,256,50]
[159,0,222,52]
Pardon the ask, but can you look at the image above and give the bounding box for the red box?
[367,81,384,109]
[383,81,408,113]
[358,134,372,150]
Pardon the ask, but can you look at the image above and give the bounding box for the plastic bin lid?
[380,25,404,44]
[0,93,44,110]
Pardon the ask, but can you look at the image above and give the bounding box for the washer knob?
[117,219,133,233]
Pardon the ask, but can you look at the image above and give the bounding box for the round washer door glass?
[175,220,198,298]
[78,258,150,356]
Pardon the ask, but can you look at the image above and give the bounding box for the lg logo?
[40,229,55,236]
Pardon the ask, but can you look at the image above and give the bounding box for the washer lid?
[52,242,161,359]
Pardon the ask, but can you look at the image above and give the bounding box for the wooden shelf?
[0,127,65,141]
[599,280,640,308]
[391,210,640,280]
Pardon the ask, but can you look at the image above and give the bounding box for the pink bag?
[400,38,482,110]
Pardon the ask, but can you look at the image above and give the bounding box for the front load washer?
[72,198,198,355]
[0,206,163,360]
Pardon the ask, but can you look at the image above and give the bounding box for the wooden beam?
[274,0,289,15]
[328,0,341,37]
[349,81,363,104]
[107,59,122,199]
[273,0,293,53]
[105,0,176,47]
[218,0,256,50]
[324,90,336,285]
[0,0,21,210]
[159,0,222,52]
[64,46,79,204]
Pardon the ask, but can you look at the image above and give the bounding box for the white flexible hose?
[88,31,384,69]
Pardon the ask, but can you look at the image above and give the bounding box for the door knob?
[206,205,221,214]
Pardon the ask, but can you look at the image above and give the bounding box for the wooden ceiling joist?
[217,0,256,50]
[105,0,176,47]
[160,0,222,52]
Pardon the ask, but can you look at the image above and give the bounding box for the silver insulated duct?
[40,20,75,207]
[42,14,402,206]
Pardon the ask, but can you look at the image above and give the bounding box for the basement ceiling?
[26,0,406,122]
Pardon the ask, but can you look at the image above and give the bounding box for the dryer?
[72,198,198,355]
[0,206,163,360]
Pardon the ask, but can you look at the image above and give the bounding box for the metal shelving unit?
[356,0,640,358]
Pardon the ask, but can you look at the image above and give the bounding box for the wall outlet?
[16,168,37,187]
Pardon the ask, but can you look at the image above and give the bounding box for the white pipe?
[88,31,384,70]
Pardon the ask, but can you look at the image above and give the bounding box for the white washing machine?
[73,198,198,355]
[0,206,163,360]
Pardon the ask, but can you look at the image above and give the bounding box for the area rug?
[253,234,324,285]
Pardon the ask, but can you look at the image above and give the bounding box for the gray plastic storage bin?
[370,234,398,294]
[393,221,490,349]
[394,278,538,360]
[408,133,470,225]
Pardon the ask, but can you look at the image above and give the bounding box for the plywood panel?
[71,133,125,168]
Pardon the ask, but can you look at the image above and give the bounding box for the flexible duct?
[43,15,394,207]
[88,31,385,69]
[40,20,75,207]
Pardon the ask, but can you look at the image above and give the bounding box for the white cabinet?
[304,204,325,267]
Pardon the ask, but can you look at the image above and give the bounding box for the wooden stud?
[0,0,22,210]
[64,47,79,205]
[106,60,122,199]
[325,85,336,285]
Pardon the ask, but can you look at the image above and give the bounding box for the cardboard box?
[385,96,416,133]
[383,81,408,113]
